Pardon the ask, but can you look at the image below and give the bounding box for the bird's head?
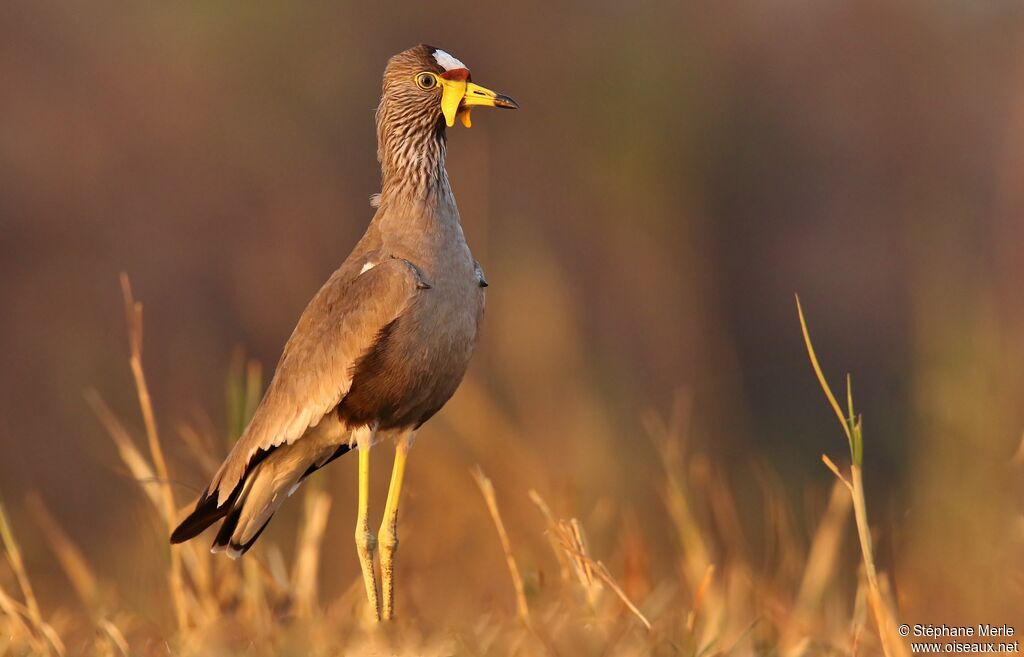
[378,44,518,132]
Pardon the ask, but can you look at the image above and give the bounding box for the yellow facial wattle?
[437,76,519,128]
[439,77,468,128]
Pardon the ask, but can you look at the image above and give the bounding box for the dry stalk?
[530,490,651,631]
[564,519,600,604]
[687,564,714,633]
[177,422,223,476]
[118,274,188,630]
[241,558,271,628]
[0,503,66,655]
[647,410,713,595]
[25,493,100,609]
[795,479,851,612]
[821,454,850,488]
[646,400,727,645]
[591,560,652,631]
[471,466,531,627]
[780,480,851,656]
[291,488,332,617]
[527,490,573,584]
[556,537,652,631]
[796,296,909,657]
[851,466,908,657]
[0,576,43,653]
[0,503,43,630]
[86,391,162,510]
[850,572,869,656]
[98,619,130,657]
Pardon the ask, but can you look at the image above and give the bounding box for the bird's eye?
[415,72,437,90]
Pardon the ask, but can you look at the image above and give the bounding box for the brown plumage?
[169,44,516,614]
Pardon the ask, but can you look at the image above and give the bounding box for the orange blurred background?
[2,0,1023,630]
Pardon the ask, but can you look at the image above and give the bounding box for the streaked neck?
[377,121,453,209]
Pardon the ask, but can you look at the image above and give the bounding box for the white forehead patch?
[432,49,467,71]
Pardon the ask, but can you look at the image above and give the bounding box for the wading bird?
[169,44,517,621]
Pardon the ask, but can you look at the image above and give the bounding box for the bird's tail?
[170,443,350,558]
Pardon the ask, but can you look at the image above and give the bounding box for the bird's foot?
[355,530,381,621]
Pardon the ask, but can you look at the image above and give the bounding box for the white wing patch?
[359,261,377,275]
[433,49,466,71]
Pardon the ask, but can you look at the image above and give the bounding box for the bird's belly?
[336,281,483,431]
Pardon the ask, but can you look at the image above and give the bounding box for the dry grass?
[0,284,1004,656]
[796,296,908,657]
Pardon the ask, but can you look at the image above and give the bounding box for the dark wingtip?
[209,508,271,560]
[169,526,190,544]
[170,491,227,544]
[210,502,242,551]
[232,521,271,558]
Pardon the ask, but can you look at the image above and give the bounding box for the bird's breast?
[337,242,484,431]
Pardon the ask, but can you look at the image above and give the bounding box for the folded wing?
[207,255,424,508]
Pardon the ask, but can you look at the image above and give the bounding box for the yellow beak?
[439,79,518,128]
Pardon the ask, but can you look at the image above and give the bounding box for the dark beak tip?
[496,95,519,110]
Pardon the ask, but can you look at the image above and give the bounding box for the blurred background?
[2,0,1023,643]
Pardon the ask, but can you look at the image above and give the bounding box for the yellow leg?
[354,427,380,621]
[378,433,412,621]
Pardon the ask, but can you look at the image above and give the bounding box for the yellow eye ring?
[415,72,437,90]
